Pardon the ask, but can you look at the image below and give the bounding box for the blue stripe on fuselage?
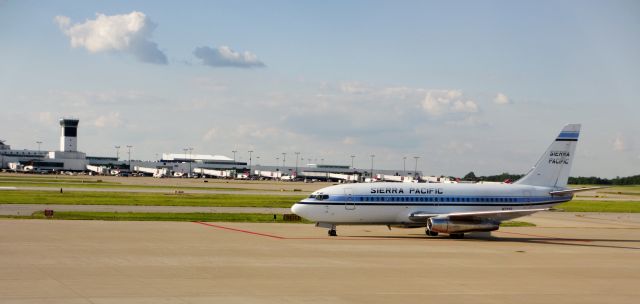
[300,195,569,207]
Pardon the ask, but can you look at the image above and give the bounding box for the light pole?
[183,148,188,175]
[126,145,133,170]
[403,156,407,176]
[232,150,237,177]
[188,147,193,177]
[414,156,420,177]
[275,157,279,170]
[370,154,375,181]
[294,152,300,177]
[248,150,253,177]
[350,155,355,170]
[114,145,120,160]
[36,141,42,153]
[282,152,286,171]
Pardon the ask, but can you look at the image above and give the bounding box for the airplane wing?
[409,208,547,223]
[549,186,610,196]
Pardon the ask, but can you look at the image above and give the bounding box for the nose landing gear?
[316,222,338,236]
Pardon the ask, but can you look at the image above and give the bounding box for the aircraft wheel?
[328,229,337,237]
[449,233,464,239]
[425,229,438,237]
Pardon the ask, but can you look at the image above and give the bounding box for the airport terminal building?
[2,117,424,182]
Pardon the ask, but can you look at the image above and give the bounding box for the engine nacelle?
[427,217,499,234]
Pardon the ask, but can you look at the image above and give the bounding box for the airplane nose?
[291,202,311,219]
[291,203,302,215]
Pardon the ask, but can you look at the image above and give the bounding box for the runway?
[1,213,639,303]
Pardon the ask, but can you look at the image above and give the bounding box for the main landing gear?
[327,224,337,236]
[425,228,439,237]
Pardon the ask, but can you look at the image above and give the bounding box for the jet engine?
[427,217,499,234]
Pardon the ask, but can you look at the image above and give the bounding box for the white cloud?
[203,128,218,141]
[379,86,424,99]
[613,135,626,151]
[340,82,371,94]
[342,137,356,145]
[193,78,228,92]
[193,45,265,68]
[55,11,168,64]
[94,112,123,128]
[494,92,511,105]
[445,141,474,154]
[444,115,488,127]
[37,112,55,125]
[421,90,479,116]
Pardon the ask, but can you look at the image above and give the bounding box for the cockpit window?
[309,194,317,199]
[316,194,329,201]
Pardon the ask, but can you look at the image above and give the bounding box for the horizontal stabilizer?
[549,186,610,196]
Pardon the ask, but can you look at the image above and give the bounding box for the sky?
[0,0,638,178]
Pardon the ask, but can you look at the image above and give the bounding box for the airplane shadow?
[344,233,640,250]
[474,235,640,250]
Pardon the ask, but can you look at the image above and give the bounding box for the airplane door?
[523,190,532,207]
[344,188,355,210]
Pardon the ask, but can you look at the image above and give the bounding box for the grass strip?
[500,221,536,227]
[0,177,119,184]
[556,200,640,213]
[0,190,305,208]
[2,211,312,223]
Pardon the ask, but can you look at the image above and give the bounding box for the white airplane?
[292,124,600,238]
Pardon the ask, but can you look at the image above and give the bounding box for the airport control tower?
[59,118,79,152]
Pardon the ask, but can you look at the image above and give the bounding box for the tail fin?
[515,124,580,188]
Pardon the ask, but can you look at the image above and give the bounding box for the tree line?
[461,172,640,185]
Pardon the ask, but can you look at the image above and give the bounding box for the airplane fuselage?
[291,182,571,226]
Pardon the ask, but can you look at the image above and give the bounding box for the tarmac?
[1,212,639,303]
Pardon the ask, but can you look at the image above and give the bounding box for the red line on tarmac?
[194,222,285,239]
[193,222,428,241]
